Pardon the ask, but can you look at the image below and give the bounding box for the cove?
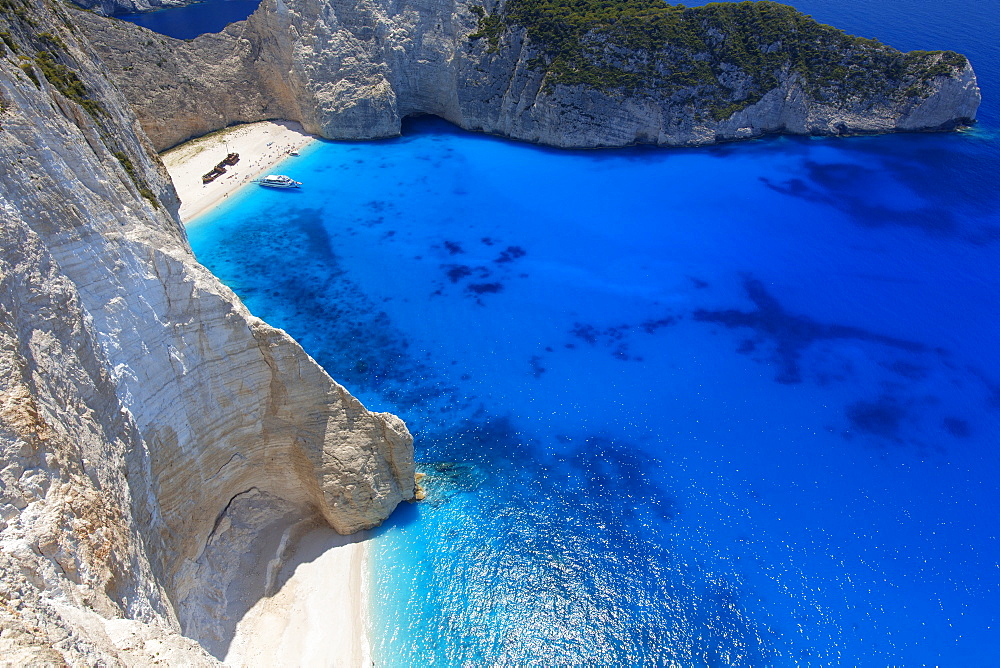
[187,111,1000,665]
[183,2,1000,664]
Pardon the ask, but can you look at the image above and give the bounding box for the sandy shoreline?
[160,120,317,223]
[163,121,371,666]
[223,525,372,667]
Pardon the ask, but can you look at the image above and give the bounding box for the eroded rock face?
[76,10,314,151]
[77,0,980,152]
[1,0,413,661]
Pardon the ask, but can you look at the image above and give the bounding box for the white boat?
[258,174,301,189]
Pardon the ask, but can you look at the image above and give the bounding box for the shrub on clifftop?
[470,0,970,118]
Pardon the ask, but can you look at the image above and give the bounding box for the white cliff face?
[72,15,315,151]
[78,0,980,152]
[1,1,413,662]
[897,62,981,130]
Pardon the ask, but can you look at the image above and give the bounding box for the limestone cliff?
[0,0,413,662]
[77,7,314,151]
[77,0,979,151]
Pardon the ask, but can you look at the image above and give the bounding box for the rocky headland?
[76,0,981,151]
[0,0,982,663]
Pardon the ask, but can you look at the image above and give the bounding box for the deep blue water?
[186,0,1000,664]
[117,0,260,39]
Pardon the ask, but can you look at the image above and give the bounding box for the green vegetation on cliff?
[1,1,161,207]
[113,150,159,207]
[470,0,968,118]
[2,0,101,117]
[0,0,36,26]
[33,50,105,117]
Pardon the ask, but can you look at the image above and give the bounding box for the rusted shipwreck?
[202,153,240,184]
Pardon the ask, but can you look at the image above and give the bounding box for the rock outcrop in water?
[0,0,413,662]
[76,0,980,151]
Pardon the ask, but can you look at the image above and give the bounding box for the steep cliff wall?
[78,0,980,151]
[0,0,413,661]
[76,7,314,150]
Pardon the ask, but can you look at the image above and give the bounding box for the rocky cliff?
[0,0,413,662]
[77,0,980,151]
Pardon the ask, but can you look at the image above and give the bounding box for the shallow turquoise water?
[186,1,1000,664]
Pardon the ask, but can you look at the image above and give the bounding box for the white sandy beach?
[223,526,372,668]
[163,122,370,666]
[161,120,316,222]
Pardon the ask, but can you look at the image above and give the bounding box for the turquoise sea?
[184,0,1000,664]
